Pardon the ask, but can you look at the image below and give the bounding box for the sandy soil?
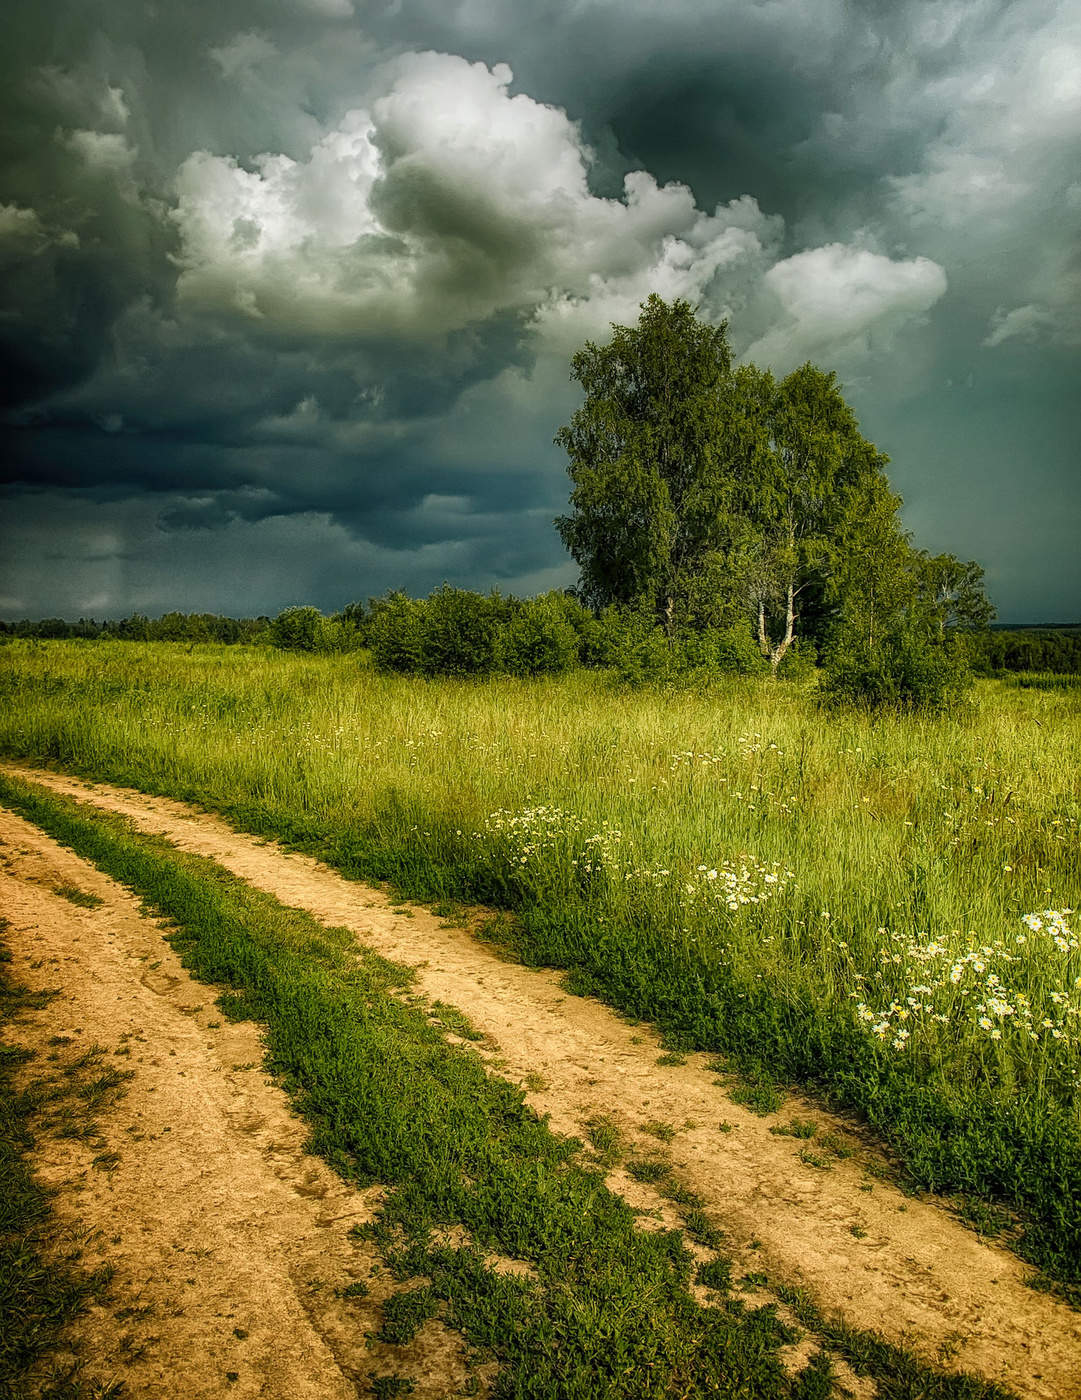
[2,763,1080,1399]
[0,807,477,1399]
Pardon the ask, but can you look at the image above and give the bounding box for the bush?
[419,585,507,677]
[499,594,581,676]
[270,606,361,654]
[368,593,426,674]
[776,637,817,681]
[600,615,765,687]
[269,606,325,652]
[821,621,972,712]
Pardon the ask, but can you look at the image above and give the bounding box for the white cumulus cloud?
[171,50,943,367]
[744,244,948,369]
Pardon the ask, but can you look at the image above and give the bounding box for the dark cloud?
[1,0,1078,622]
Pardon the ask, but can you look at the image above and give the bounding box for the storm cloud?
[2,0,1078,621]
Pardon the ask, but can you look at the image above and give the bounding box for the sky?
[1,0,1079,624]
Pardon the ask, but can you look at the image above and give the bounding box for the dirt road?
[2,764,1079,1399]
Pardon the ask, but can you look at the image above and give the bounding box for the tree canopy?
[555,294,991,674]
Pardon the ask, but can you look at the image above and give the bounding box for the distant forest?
[2,604,1080,675]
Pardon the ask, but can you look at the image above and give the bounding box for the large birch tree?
[555,295,918,671]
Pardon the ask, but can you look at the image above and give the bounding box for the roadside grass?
[0,919,126,1399]
[0,775,1016,1400]
[0,642,1078,1283]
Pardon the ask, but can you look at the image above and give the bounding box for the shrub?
[599,614,766,687]
[368,592,426,674]
[420,585,506,677]
[270,606,361,654]
[821,621,972,712]
[269,606,325,652]
[499,594,581,676]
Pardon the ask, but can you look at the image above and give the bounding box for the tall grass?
[1,640,1079,1278]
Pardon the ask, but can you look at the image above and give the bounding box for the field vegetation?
[0,774,1022,1398]
[1,640,1079,1287]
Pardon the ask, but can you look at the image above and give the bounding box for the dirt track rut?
[2,764,1080,1399]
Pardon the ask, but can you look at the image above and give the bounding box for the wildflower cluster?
[682,858,794,913]
[669,749,725,770]
[478,806,623,875]
[480,805,583,865]
[477,807,795,918]
[851,910,1080,1067]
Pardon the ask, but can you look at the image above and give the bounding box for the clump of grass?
[584,1114,624,1167]
[683,1209,725,1251]
[640,1119,677,1143]
[377,1287,439,1344]
[52,882,104,909]
[370,1376,415,1398]
[798,1147,833,1171]
[769,1118,817,1139]
[730,1078,785,1117]
[625,1157,670,1185]
[696,1257,732,1292]
[428,1001,485,1041]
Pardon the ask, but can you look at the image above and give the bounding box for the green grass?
[0,924,125,1398]
[0,641,1078,1281]
[0,776,1016,1399]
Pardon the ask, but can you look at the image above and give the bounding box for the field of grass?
[0,776,1017,1398]
[0,639,1079,1282]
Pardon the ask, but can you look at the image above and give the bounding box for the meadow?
[1,639,1079,1283]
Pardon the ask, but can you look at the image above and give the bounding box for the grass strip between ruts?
[0,773,1016,1400]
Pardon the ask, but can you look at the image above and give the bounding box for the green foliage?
[554,295,933,675]
[269,606,361,654]
[556,294,738,628]
[498,593,582,677]
[610,622,766,687]
[419,585,506,677]
[822,620,973,713]
[968,627,1081,675]
[368,592,426,674]
[0,612,271,644]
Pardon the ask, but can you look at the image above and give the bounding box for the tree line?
[7,604,1076,678]
[0,613,272,644]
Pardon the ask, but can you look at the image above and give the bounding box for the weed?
[696,1258,733,1292]
[584,1114,623,1166]
[730,1079,785,1117]
[683,1209,726,1251]
[428,1001,485,1041]
[769,1118,817,1140]
[817,1131,854,1160]
[377,1288,438,1345]
[625,1156,670,1184]
[370,1377,416,1398]
[797,1147,832,1170]
[53,883,104,909]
